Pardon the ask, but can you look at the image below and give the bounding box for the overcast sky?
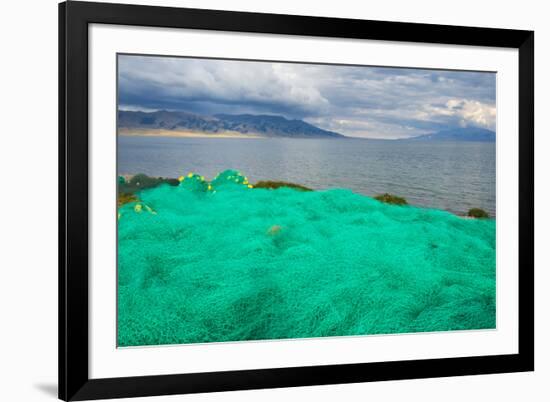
[118,54,496,139]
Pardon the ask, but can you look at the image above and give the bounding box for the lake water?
[118,136,496,216]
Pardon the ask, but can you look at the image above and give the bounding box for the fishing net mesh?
[117,170,496,346]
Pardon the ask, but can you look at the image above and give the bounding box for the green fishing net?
[178,172,210,193]
[210,169,252,190]
[117,170,496,346]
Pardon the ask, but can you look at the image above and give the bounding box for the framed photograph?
[59,1,534,400]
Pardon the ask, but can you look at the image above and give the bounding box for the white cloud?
[421,99,496,129]
[118,104,160,113]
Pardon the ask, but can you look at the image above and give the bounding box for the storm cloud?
[118,54,496,139]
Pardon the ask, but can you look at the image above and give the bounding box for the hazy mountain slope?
[118,110,346,138]
[408,127,496,142]
[214,114,344,138]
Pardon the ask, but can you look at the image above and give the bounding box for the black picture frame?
[59,1,534,400]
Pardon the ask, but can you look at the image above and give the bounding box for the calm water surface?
[118,136,496,216]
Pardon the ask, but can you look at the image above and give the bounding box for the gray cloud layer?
[118,55,496,139]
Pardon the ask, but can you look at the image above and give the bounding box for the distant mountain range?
[118,110,345,139]
[406,127,496,142]
[118,110,495,142]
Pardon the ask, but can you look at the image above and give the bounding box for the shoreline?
[118,128,262,139]
[117,128,353,139]
[118,173,494,219]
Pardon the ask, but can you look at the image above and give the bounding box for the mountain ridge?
[118,110,345,139]
[405,127,496,142]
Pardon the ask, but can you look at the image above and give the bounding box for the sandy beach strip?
[118,128,262,139]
